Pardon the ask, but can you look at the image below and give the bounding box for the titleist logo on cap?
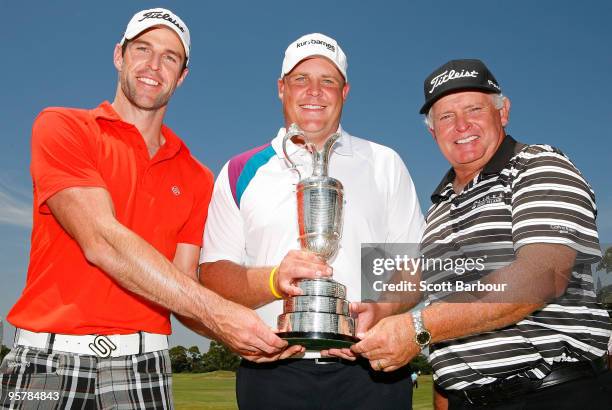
[419,59,500,114]
[138,10,185,33]
[296,38,336,52]
[429,69,479,94]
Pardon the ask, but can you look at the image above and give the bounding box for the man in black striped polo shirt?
[353,59,611,409]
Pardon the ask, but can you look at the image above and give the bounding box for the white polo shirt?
[201,126,424,336]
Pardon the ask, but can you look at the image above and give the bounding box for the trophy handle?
[314,132,341,177]
[282,123,305,180]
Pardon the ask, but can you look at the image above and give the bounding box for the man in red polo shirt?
[0,8,290,409]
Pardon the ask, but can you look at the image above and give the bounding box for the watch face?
[416,331,431,346]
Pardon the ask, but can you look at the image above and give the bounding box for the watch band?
[411,309,432,349]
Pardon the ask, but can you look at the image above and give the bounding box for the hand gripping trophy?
[276,124,359,349]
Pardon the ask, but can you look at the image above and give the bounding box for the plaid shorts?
[0,345,173,409]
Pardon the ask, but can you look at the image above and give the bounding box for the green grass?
[173,372,435,409]
[173,371,238,410]
[412,376,435,410]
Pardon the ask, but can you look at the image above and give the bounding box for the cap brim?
[419,85,499,114]
[282,54,347,81]
[123,21,190,64]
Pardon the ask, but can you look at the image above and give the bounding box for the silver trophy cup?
[276,124,358,349]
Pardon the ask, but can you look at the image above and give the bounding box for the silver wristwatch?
[411,309,432,349]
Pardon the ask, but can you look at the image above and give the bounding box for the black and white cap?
[419,59,501,114]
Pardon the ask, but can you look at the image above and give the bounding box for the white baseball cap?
[281,33,348,81]
[120,8,191,65]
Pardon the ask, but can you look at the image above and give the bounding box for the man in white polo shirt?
[199,33,425,409]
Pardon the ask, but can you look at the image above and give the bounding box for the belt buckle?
[88,335,118,358]
[314,357,340,365]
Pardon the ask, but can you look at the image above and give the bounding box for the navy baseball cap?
[420,59,501,114]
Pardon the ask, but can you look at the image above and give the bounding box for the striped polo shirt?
[421,135,611,391]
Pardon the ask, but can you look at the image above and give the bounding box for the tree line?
[0,341,240,373]
[169,341,433,374]
[169,340,241,373]
[0,341,430,374]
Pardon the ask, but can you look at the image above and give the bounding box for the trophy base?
[277,331,359,350]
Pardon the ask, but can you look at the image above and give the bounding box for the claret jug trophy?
[276,124,358,349]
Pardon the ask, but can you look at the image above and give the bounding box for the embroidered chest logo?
[171,186,181,196]
[471,193,503,210]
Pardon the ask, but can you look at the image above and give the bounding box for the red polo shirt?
[8,102,214,335]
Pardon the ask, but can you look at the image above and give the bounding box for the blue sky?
[1,1,611,351]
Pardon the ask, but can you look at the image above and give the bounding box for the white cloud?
[0,179,32,229]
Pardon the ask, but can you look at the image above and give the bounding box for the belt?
[449,355,609,407]
[281,357,346,365]
[313,357,342,365]
[15,329,168,358]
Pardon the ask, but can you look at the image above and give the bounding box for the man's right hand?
[241,343,305,363]
[211,298,306,362]
[275,250,332,297]
[209,297,289,358]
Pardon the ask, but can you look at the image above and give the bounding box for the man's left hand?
[352,301,387,338]
[320,302,388,360]
[351,313,419,372]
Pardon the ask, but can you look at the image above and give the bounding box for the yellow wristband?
[269,266,283,299]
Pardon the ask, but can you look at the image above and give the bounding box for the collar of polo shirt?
[430,135,526,203]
